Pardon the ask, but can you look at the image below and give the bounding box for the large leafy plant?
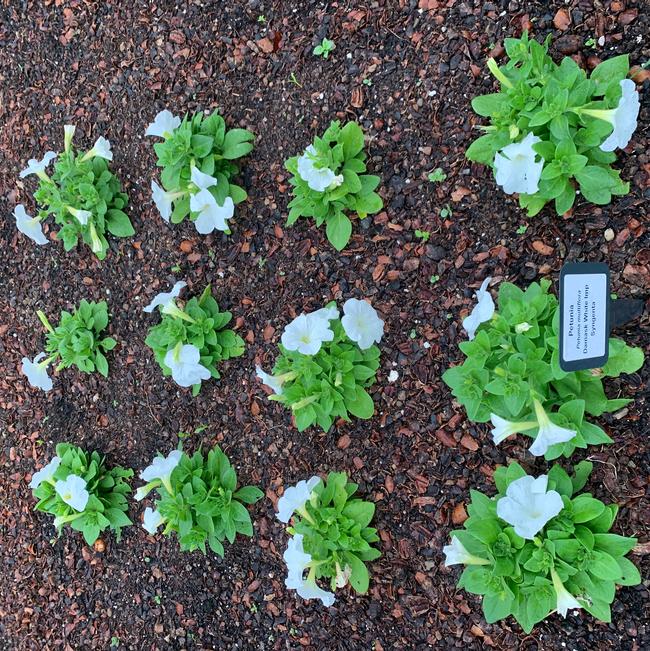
[137,446,263,555]
[446,461,640,633]
[285,121,383,250]
[39,300,116,377]
[283,472,381,601]
[144,284,244,395]
[30,125,132,258]
[443,279,643,459]
[467,32,638,216]
[30,443,133,545]
[148,110,253,231]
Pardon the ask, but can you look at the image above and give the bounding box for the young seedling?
[313,38,335,59]
[414,229,430,242]
[428,168,447,183]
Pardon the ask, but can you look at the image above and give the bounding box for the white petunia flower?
[529,399,577,457]
[334,562,352,588]
[63,125,76,152]
[443,536,490,567]
[140,449,183,494]
[256,366,285,395]
[341,298,384,349]
[55,474,89,512]
[143,281,186,313]
[581,80,640,152]
[297,145,337,192]
[462,277,494,340]
[515,322,532,334]
[489,413,538,446]
[142,507,165,535]
[493,133,544,195]
[281,312,334,356]
[134,486,150,501]
[14,204,48,245]
[21,353,53,391]
[164,344,212,388]
[29,456,61,489]
[151,180,184,222]
[90,136,113,160]
[277,476,321,523]
[190,190,234,234]
[284,534,336,607]
[19,151,57,178]
[496,474,563,540]
[190,166,217,190]
[66,206,91,226]
[551,568,582,617]
[145,109,182,138]
[312,305,340,322]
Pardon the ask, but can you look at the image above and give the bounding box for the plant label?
[559,263,610,371]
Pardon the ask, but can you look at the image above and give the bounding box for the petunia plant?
[22,300,117,391]
[256,299,384,432]
[146,109,253,234]
[442,278,643,459]
[143,281,244,395]
[284,121,383,250]
[135,446,263,555]
[15,124,133,258]
[278,473,381,606]
[467,32,639,216]
[443,461,640,633]
[30,443,133,545]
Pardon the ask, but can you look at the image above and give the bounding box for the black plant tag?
[559,263,610,372]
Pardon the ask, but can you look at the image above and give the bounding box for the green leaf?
[590,55,629,93]
[345,386,374,419]
[105,209,135,237]
[572,495,606,523]
[234,486,264,504]
[222,128,254,160]
[191,134,214,158]
[95,350,109,377]
[326,212,352,251]
[339,122,365,158]
[344,552,370,593]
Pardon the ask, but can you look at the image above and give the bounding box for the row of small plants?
[13,36,640,256]
[22,285,385,433]
[441,276,643,631]
[20,32,644,628]
[30,442,379,605]
[15,114,382,254]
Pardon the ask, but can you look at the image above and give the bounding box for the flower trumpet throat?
[89,223,103,253]
[161,300,195,323]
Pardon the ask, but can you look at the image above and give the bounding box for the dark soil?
[0,1,648,650]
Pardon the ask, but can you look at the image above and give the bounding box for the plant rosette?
[21,300,117,391]
[467,32,640,216]
[30,443,133,545]
[442,278,643,459]
[284,121,383,250]
[256,299,384,432]
[146,109,253,234]
[443,461,640,633]
[143,281,244,395]
[277,472,381,606]
[15,124,133,258]
[135,446,263,555]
